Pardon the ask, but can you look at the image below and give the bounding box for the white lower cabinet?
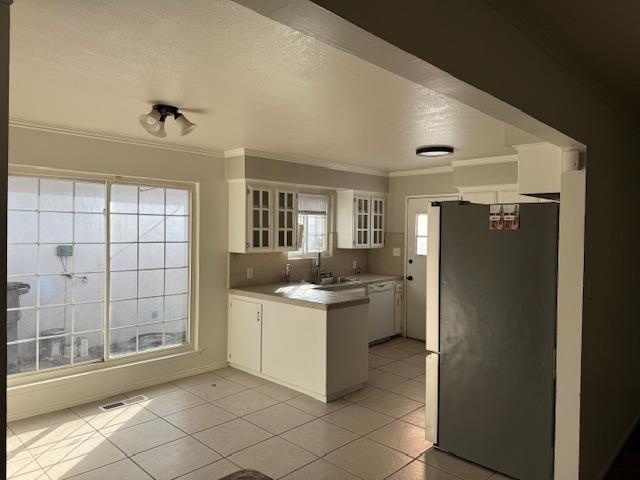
[261,301,327,395]
[227,298,262,372]
[227,294,368,401]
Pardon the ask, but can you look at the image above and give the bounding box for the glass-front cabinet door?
[248,188,271,250]
[354,195,370,247]
[275,190,297,250]
[371,197,385,248]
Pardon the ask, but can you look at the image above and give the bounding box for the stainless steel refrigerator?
[425,201,558,480]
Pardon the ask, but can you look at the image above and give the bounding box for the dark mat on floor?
[219,470,273,480]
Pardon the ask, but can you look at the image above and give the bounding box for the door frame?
[403,194,459,337]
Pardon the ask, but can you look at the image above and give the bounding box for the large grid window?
[293,194,329,257]
[109,184,190,357]
[7,177,106,375]
[6,175,192,376]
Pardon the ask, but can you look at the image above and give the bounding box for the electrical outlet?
[246,267,254,279]
[393,247,401,257]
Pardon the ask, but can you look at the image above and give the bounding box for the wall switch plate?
[246,267,254,279]
[393,247,401,257]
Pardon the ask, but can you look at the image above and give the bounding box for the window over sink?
[289,193,329,259]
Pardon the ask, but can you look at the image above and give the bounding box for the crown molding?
[223,147,388,177]
[451,154,518,168]
[9,118,224,158]
[388,165,453,177]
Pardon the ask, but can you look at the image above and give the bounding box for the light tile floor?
[6,337,506,480]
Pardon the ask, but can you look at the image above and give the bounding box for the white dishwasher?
[368,281,396,343]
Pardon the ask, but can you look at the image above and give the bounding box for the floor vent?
[99,395,148,412]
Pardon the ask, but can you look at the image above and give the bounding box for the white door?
[228,298,262,372]
[405,196,457,340]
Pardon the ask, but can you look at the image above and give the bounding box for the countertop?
[343,273,403,284]
[228,282,369,310]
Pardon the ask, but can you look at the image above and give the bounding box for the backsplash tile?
[368,232,404,276]
[229,248,369,287]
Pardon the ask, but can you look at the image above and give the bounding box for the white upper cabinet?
[371,197,385,248]
[354,195,370,247]
[337,190,385,249]
[515,142,562,196]
[275,189,298,251]
[228,181,298,253]
[249,187,272,251]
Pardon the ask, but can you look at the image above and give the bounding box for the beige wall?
[368,232,404,276]
[229,244,369,287]
[453,161,518,187]
[387,172,456,233]
[244,154,388,193]
[7,126,229,420]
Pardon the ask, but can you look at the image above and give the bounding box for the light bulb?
[175,113,197,136]
[149,119,167,138]
[139,108,162,134]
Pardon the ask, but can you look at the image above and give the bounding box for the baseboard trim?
[229,363,364,403]
[8,360,229,422]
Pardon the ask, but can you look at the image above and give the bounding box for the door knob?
[408,259,413,264]
[407,275,413,281]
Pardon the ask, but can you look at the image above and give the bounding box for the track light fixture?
[139,104,197,137]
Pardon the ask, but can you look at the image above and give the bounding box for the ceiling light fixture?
[416,145,454,157]
[139,104,197,137]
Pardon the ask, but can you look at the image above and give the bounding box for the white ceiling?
[10,0,531,173]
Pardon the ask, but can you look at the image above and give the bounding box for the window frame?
[415,212,428,256]
[7,167,197,386]
[288,192,331,260]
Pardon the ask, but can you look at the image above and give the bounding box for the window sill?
[287,251,332,261]
[8,346,200,390]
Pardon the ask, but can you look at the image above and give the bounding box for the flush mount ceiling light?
[416,145,455,157]
[139,104,197,138]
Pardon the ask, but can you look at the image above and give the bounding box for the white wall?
[7,126,229,420]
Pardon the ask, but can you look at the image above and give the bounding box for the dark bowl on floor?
[219,470,273,480]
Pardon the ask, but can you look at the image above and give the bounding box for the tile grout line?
[9,341,436,480]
